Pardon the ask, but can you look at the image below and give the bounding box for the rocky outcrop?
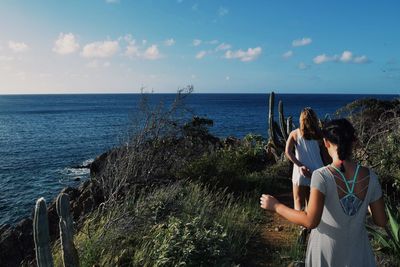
[0,180,104,267]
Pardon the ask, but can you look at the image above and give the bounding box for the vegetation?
[48,92,400,266]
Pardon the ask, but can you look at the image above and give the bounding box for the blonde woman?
[285,107,329,211]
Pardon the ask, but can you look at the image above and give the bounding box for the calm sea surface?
[0,93,397,225]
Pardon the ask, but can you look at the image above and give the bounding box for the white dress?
[292,130,324,186]
[306,166,382,267]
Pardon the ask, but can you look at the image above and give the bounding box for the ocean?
[0,93,397,225]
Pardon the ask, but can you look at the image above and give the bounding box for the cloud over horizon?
[224,47,262,62]
[53,33,80,55]
[8,41,29,53]
[313,51,369,64]
[81,40,119,58]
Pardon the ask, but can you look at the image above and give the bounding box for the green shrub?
[376,132,400,190]
[135,216,231,266]
[178,147,291,193]
[61,182,262,267]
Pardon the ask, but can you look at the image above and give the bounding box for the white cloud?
[340,50,353,62]
[193,39,202,46]
[292,37,312,47]
[122,34,135,45]
[125,44,140,58]
[314,51,369,64]
[313,54,338,64]
[353,55,369,64]
[216,43,231,51]
[282,50,293,59]
[218,6,229,16]
[143,45,162,60]
[53,33,79,55]
[81,40,119,58]
[195,50,207,59]
[8,41,29,53]
[164,38,175,46]
[224,47,262,62]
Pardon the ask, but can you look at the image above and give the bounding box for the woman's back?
[294,129,324,172]
[306,165,382,267]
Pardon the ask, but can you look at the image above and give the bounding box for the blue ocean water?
[0,93,397,225]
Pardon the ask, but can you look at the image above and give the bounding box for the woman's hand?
[299,165,312,178]
[260,194,280,211]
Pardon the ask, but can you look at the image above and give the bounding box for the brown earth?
[244,192,305,267]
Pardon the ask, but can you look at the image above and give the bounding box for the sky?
[0,0,399,94]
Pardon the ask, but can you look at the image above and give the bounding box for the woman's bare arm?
[369,197,387,227]
[285,130,311,177]
[285,130,303,167]
[261,188,325,229]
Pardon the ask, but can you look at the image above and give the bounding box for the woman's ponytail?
[322,119,356,172]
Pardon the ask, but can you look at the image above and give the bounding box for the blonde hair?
[299,107,321,140]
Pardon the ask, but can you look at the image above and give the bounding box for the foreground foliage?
[53,182,263,266]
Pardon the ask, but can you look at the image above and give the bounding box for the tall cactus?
[268,92,282,148]
[33,198,54,267]
[278,100,288,141]
[287,116,293,136]
[56,193,79,267]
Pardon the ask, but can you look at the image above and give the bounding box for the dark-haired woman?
[285,108,328,211]
[261,118,387,267]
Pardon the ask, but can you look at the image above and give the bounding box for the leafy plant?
[367,202,400,255]
[135,216,231,266]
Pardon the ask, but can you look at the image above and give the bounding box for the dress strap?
[330,164,360,194]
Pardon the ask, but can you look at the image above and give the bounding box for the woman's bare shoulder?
[289,129,299,141]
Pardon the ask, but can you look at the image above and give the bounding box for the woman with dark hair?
[261,118,387,266]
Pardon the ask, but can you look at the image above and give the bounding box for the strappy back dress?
[306,166,383,267]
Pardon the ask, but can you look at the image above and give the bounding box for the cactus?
[278,100,288,141]
[287,116,293,136]
[33,193,79,267]
[33,198,54,267]
[268,92,282,148]
[56,193,79,267]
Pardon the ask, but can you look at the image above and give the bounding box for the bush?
[177,144,291,193]
[55,182,262,267]
[135,216,231,266]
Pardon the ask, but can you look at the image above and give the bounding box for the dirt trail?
[245,192,301,267]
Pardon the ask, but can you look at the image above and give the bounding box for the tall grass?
[52,182,263,266]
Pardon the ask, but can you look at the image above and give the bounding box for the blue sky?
[0,0,399,94]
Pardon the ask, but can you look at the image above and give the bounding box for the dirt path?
[245,193,302,267]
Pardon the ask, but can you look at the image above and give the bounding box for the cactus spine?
[56,193,79,267]
[33,198,54,267]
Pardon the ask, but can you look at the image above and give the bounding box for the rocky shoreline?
[0,153,108,267]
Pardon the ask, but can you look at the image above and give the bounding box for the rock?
[73,177,81,181]
[274,225,284,232]
[0,228,23,267]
